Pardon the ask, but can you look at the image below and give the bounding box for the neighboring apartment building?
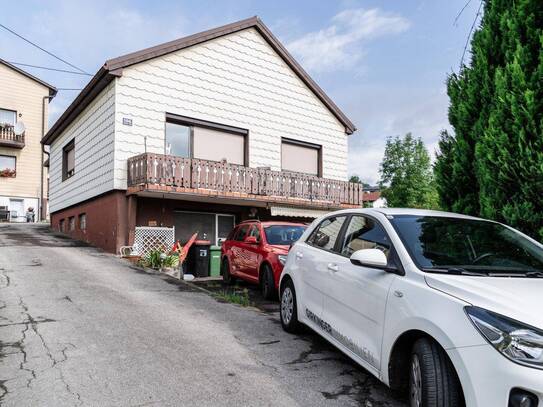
[0,59,56,222]
[42,17,361,253]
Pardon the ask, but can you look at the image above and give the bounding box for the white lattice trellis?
[134,226,175,257]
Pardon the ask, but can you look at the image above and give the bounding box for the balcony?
[127,153,362,208]
[0,127,25,149]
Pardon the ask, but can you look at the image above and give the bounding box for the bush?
[139,249,179,270]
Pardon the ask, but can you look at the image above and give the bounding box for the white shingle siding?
[49,82,115,212]
[49,27,349,211]
[113,28,348,189]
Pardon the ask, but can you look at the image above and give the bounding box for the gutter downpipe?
[40,95,54,222]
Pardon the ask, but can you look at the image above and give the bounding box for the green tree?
[348,175,370,189]
[379,133,438,209]
[435,0,543,239]
[434,130,457,210]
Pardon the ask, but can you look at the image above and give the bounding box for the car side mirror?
[350,249,388,269]
[244,236,258,244]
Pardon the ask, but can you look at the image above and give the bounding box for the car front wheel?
[409,338,464,407]
[280,279,301,333]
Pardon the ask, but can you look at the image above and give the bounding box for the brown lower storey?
[50,190,308,253]
[50,190,129,253]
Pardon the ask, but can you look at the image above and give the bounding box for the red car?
[221,221,307,299]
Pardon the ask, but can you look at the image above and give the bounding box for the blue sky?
[1,0,481,183]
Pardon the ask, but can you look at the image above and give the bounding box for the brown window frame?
[62,139,75,181]
[281,137,322,177]
[165,113,249,166]
[0,154,17,178]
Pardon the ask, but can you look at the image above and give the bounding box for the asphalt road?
[0,223,406,407]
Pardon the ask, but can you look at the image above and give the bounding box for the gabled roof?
[0,58,57,97]
[42,16,356,145]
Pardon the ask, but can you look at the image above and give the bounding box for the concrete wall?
[49,82,116,213]
[0,63,50,217]
[113,27,348,189]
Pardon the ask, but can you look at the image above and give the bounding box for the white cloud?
[347,86,451,185]
[287,8,410,73]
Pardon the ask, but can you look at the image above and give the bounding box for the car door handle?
[327,263,339,272]
[296,251,304,259]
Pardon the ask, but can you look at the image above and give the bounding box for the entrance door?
[174,212,215,243]
[9,199,24,222]
[174,212,235,246]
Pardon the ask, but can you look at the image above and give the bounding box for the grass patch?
[214,288,251,307]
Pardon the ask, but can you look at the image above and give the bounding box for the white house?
[42,16,359,253]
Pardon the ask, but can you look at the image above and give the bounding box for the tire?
[409,338,464,407]
[222,258,236,285]
[260,265,276,300]
[279,279,302,333]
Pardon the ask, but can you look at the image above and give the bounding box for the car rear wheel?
[280,279,301,333]
[260,265,276,300]
[409,338,464,407]
[222,259,235,285]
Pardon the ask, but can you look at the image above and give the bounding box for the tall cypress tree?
[435,0,543,239]
[477,0,543,239]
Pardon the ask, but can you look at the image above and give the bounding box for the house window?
[62,139,75,180]
[59,219,65,232]
[0,155,16,178]
[79,213,87,230]
[0,109,16,126]
[165,114,247,165]
[165,122,190,157]
[68,216,75,231]
[281,138,321,176]
[192,127,245,165]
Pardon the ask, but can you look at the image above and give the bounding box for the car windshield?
[389,215,543,275]
[264,225,306,245]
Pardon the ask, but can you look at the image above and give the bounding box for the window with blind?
[62,139,75,181]
[165,114,247,165]
[193,127,245,165]
[281,139,321,176]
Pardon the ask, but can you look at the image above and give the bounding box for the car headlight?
[465,306,543,369]
[278,254,288,265]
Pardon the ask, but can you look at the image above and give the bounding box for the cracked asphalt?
[0,223,406,407]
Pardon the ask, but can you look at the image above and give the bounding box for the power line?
[56,88,83,91]
[7,61,93,76]
[454,0,473,26]
[0,22,90,74]
[459,0,483,69]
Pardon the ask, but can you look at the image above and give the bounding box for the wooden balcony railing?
[127,153,362,207]
[0,127,25,149]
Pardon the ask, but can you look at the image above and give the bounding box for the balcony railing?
[0,127,25,149]
[127,153,362,207]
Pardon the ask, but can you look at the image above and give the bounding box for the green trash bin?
[209,245,221,277]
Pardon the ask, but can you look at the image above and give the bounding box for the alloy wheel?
[281,287,294,324]
[410,354,422,407]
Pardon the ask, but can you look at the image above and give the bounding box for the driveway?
[0,223,405,407]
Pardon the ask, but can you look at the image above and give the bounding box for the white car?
[279,208,543,407]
